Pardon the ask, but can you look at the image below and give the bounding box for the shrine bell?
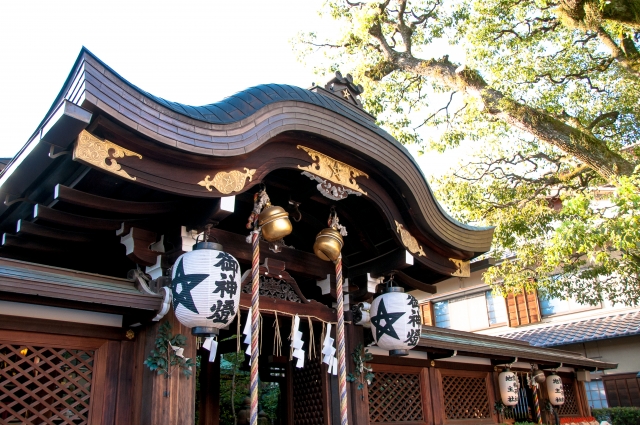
[258,202,292,242]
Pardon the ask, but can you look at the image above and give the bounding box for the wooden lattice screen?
[556,382,580,416]
[0,344,94,425]
[292,356,324,425]
[442,374,491,420]
[368,371,424,423]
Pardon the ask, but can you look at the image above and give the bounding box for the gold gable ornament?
[297,145,369,200]
[449,259,470,277]
[395,221,426,257]
[198,168,256,194]
[73,130,142,181]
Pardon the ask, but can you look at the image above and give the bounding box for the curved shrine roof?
[2,47,494,257]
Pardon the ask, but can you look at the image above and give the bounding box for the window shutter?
[420,301,435,326]
[506,289,541,327]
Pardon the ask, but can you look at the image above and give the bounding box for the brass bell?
[258,202,292,242]
[313,227,343,262]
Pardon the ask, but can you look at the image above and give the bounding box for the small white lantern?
[370,285,421,356]
[498,369,520,406]
[171,241,241,336]
[546,374,565,406]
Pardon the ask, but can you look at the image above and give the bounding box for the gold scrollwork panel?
[73,130,142,181]
[198,167,256,194]
[297,145,368,195]
[395,221,426,257]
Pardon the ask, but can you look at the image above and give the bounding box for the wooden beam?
[209,228,333,279]
[33,204,132,231]
[2,234,64,252]
[53,184,182,215]
[120,227,160,266]
[388,269,437,294]
[239,293,335,323]
[347,248,414,279]
[16,219,97,243]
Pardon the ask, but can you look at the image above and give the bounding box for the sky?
[0,0,462,179]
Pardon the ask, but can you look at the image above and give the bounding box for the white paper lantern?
[171,242,241,336]
[498,369,520,406]
[370,286,421,356]
[546,374,565,406]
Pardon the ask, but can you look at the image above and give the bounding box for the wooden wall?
[0,311,196,425]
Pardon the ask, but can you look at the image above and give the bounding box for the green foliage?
[143,321,195,379]
[295,0,640,305]
[346,343,374,392]
[218,351,281,425]
[592,407,640,425]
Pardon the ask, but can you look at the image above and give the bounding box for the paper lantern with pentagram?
[369,285,421,356]
[171,241,241,336]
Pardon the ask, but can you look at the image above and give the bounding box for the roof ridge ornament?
[297,145,369,200]
[316,71,365,109]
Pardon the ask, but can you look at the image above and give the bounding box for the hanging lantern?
[498,369,520,406]
[370,280,421,356]
[313,207,346,262]
[258,202,292,242]
[546,374,565,406]
[171,240,241,336]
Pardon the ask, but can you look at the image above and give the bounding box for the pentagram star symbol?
[370,298,405,341]
[172,258,209,314]
[342,89,351,99]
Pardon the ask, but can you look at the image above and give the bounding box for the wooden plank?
[345,323,368,425]
[239,293,336,323]
[421,366,434,425]
[0,328,107,351]
[209,227,333,279]
[54,184,182,215]
[115,341,136,425]
[33,204,134,231]
[198,349,220,425]
[430,367,444,425]
[0,315,129,341]
[16,219,99,242]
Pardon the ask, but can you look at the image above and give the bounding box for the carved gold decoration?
[395,220,426,257]
[297,145,368,196]
[198,167,256,194]
[450,258,470,277]
[73,130,142,181]
[125,329,135,340]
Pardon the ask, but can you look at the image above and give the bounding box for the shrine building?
[0,48,616,425]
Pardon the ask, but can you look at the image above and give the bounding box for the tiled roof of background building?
[496,311,640,347]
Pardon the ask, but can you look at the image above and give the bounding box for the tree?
[296,0,640,305]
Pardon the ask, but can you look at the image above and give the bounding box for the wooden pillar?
[137,311,197,425]
[199,350,220,425]
[345,323,369,425]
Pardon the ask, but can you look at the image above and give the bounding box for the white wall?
[559,335,640,375]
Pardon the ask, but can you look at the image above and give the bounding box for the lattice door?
[556,382,579,416]
[292,356,325,425]
[0,344,94,425]
[442,374,491,420]
[368,371,424,423]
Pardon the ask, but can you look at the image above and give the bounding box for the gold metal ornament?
[73,130,142,181]
[314,227,344,262]
[297,145,368,195]
[198,167,256,194]
[449,258,470,277]
[258,203,292,242]
[314,208,346,262]
[394,221,426,257]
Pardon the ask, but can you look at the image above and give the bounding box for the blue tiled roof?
[496,311,640,347]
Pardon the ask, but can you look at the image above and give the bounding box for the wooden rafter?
[53,184,182,215]
[16,219,97,243]
[33,204,133,231]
